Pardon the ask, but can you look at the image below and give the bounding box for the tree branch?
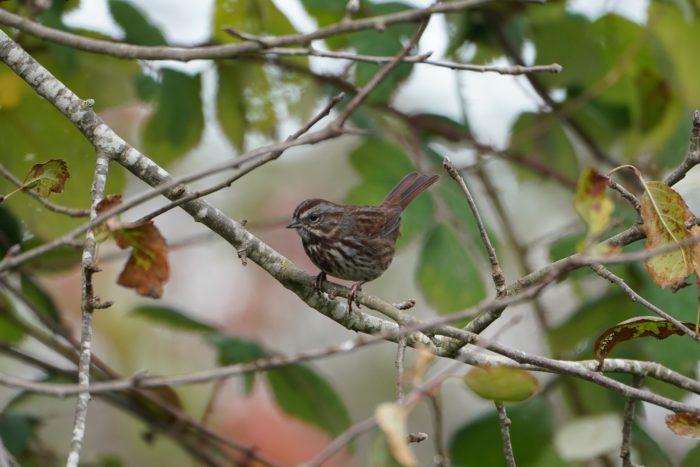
[65,151,110,467]
[0,0,496,61]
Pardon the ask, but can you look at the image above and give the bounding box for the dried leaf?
[665,412,700,438]
[22,159,69,198]
[464,366,539,402]
[593,317,696,366]
[574,168,613,238]
[375,402,417,467]
[639,181,699,289]
[115,221,169,298]
[95,194,123,215]
[94,193,123,238]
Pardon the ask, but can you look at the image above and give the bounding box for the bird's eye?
[307,213,320,223]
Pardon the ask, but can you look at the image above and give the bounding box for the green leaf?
[208,334,269,364]
[509,112,578,182]
[142,69,204,164]
[299,0,347,28]
[370,431,404,467]
[216,63,248,151]
[417,224,486,314]
[267,364,351,437]
[464,367,539,403]
[207,334,269,395]
[0,292,25,343]
[682,439,700,467]
[109,0,167,46]
[20,275,61,325]
[19,237,81,274]
[650,3,700,106]
[0,414,39,458]
[130,305,215,333]
[436,174,498,261]
[0,67,125,238]
[347,139,436,247]
[0,205,22,258]
[547,291,636,357]
[450,397,567,467]
[347,3,416,103]
[212,0,297,43]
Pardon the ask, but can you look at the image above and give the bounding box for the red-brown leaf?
[665,412,700,438]
[115,221,169,298]
[594,317,696,367]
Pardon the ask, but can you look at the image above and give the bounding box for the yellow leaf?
[0,72,23,109]
[464,366,539,402]
[639,181,698,289]
[574,168,613,239]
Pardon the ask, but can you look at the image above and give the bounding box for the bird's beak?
[286,219,300,229]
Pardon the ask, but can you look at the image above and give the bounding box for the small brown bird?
[287,172,439,308]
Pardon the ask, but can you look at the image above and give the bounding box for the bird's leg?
[314,272,327,294]
[347,281,366,312]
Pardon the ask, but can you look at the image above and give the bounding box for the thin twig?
[305,359,464,467]
[496,402,516,467]
[252,46,561,75]
[620,374,643,467]
[444,157,506,295]
[333,20,429,127]
[138,93,346,223]
[396,333,406,402]
[0,163,90,217]
[0,0,493,61]
[429,394,449,466]
[665,110,700,186]
[590,264,700,341]
[65,152,110,467]
[608,179,641,214]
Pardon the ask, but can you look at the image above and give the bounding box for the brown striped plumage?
[287,172,439,306]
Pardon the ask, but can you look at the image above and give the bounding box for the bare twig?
[253,46,561,75]
[590,264,700,341]
[608,179,641,213]
[138,92,346,224]
[0,0,493,61]
[665,110,700,186]
[620,375,643,467]
[0,163,90,217]
[65,152,109,467]
[429,394,449,466]
[496,402,516,467]
[444,157,506,295]
[333,19,429,127]
[396,333,407,401]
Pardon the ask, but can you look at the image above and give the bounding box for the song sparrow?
[287,172,439,308]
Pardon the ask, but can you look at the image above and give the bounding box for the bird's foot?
[347,281,366,312]
[314,272,327,295]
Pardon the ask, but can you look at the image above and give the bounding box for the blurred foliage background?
[1,0,700,465]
